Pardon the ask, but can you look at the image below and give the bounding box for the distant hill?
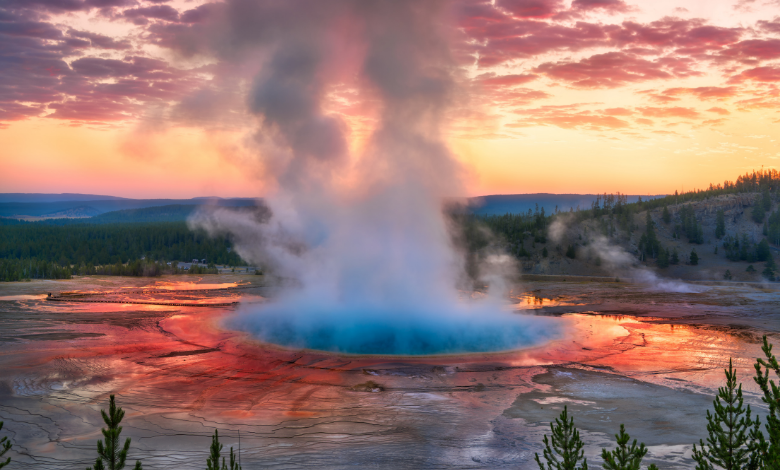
[469,194,665,216]
[0,193,128,203]
[42,206,102,218]
[90,205,200,223]
[0,196,259,219]
[0,192,667,221]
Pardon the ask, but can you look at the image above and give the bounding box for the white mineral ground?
[0,274,778,469]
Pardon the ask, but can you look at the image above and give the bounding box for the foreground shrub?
[692,359,761,470]
[0,421,10,468]
[535,405,589,470]
[87,394,142,470]
[601,424,658,470]
[207,429,241,470]
[752,336,780,468]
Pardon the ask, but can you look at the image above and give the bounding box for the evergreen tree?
[206,429,241,470]
[662,206,671,224]
[639,212,661,259]
[752,336,780,468]
[671,249,680,265]
[724,270,732,281]
[0,421,10,469]
[543,247,549,258]
[691,249,699,266]
[227,447,241,470]
[535,406,589,470]
[691,359,761,470]
[87,395,141,470]
[601,424,657,470]
[207,429,223,470]
[566,245,577,259]
[757,240,772,262]
[716,209,726,239]
[753,205,767,224]
[657,247,670,268]
[764,255,777,281]
[762,189,772,212]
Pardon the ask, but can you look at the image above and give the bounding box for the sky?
[1,0,780,199]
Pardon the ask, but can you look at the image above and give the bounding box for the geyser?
[189,0,561,354]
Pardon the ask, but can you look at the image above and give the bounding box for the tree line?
[0,222,244,281]
[466,169,778,280]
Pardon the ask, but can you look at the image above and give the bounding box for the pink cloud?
[706,106,731,115]
[509,105,633,130]
[570,0,632,14]
[645,86,740,102]
[719,39,780,63]
[637,106,701,118]
[729,65,780,83]
[535,52,699,88]
[122,5,180,24]
[496,0,564,19]
[476,73,539,87]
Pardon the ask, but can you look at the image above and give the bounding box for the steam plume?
[548,215,703,293]
[190,0,559,354]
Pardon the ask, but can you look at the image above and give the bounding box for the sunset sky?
[2,0,780,198]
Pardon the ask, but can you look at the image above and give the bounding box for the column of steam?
[189,0,561,355]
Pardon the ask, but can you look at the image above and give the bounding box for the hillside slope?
[495,192,777,282]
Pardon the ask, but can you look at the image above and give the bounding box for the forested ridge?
[0,222,244,281]
[3,169,779,282]
[467,169,780,280]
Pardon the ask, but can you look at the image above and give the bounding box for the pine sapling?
[535,406,589,470]
[753,335,780,468]
[207,429,223,470]
[0,421,11,469]
[87,394,142,470]
[601,424,653,470]
[692,359,761,470]
[228,446,241,470]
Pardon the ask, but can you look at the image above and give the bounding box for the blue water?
[232,303,560,355]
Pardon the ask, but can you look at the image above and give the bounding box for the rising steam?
[548,215,704,293]
[188,0,560,355]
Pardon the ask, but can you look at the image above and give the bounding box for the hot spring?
[230,300,561,356]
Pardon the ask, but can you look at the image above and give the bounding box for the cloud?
[613,18,741,52]
[496,0,564,19]
[476,73,539,87]
[1,0,134,14]
[509,105,632,130]
[534,52,700,88]
[601,107,633,115]
[637,106,701,119]
[729,65,780,83]
[122,5,180,24]
[567,0,633,16]
[68,29,131,49]
[757,17,780,34]
[0,20,64,39]
[707,106,731,115]
[719,39,780,63]
[643,86,739,102]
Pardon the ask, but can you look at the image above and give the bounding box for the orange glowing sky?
[1,0,779,198]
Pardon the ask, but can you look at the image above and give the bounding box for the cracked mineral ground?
[0,274,778,469]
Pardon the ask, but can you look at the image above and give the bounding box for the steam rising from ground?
[549,215,704,293]
[190,0,559,354]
